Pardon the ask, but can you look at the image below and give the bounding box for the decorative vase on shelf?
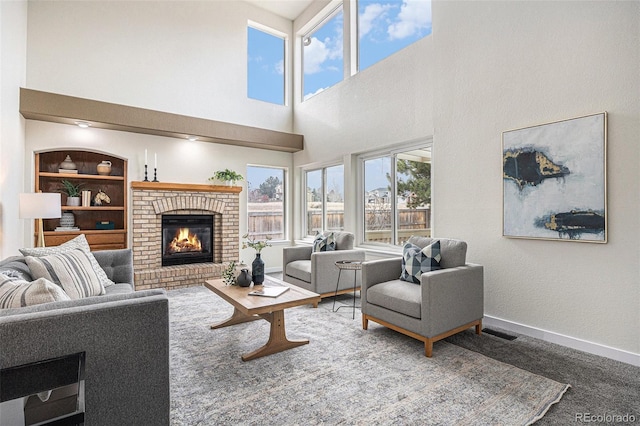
[59,155,77,171]
[60,212,75,228]
[96,161,112,176]
[237,268,252,287]
[66,196,81,207]
[251,253,265,285]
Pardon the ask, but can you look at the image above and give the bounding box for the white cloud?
[387,0,432,40]
[275,59,284,75]
[304,86,326,101]
[303,34,343,75]
[359,3,393,39]
[303,37,330,74]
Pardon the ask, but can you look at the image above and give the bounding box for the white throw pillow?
[0,273,70,309]
[25,249,106,299]
[20,234,114,287]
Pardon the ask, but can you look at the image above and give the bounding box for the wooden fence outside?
[248,209,430,243]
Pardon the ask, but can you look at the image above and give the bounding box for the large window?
[302,5,344,100]
[305,164,344,235]
[300,0,432,100]
[248,23,285,105]
[247,166,286,241]
[361,146,431,246]
[358,0,432,71]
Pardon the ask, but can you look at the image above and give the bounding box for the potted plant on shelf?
[209,169,244,186]
[241,233,272,285]
[60,180,83,206]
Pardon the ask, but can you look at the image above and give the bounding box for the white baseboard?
[483,315,640,367]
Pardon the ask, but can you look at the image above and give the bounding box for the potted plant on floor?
[209,169,244,186]
[60,180,83,206]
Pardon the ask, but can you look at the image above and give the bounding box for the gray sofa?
[0,249,170,425]
[361,236,484,357]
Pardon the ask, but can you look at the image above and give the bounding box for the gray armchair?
[283,231,366,298]
[361,236,483,357]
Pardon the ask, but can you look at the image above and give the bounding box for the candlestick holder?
[153,167,159,182]
[144,164,149,182]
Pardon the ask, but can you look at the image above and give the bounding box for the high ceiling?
[244,0,314,20]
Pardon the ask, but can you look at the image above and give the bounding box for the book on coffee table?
[248,286,290,298]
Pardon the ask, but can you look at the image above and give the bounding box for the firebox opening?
[161,214,213,266]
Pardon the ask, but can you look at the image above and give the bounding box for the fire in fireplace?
[161,214,213,266]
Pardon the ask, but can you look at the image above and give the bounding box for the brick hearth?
[131,181,241,290]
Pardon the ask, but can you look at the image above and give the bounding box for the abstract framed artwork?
[502,112,607,243]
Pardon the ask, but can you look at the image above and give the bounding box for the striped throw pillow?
[0,273,70,309]
[25,249,106,299]
[20,234,114,287]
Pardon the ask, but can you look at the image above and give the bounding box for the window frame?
[302,162,345,237]
[357,139,433,250]
[246,164,288,243]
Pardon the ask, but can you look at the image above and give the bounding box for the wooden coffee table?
[204,276,321,361]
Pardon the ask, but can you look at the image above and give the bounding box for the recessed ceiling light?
[187,136,198,141]
[75,121,91,128]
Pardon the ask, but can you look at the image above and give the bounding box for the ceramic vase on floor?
[251,253,265,284]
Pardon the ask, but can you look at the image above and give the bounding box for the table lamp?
[19,192,62,247]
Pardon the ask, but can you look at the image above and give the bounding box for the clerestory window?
[248,23,286,105]
[358,0,433,72]
[302,5,344,101]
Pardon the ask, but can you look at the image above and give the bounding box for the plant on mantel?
[209,169,244,186]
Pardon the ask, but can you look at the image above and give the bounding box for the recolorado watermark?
[575,412,637,423]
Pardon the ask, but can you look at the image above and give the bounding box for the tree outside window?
[363,147,431,246]
[247,166,286,241]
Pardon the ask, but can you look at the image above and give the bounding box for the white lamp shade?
[19,193,62,219]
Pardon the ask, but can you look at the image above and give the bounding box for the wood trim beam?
[20,88,303,153]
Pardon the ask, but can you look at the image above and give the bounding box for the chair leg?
[475,320,482,335]
[424,340,433,357]
[362,315,368,330]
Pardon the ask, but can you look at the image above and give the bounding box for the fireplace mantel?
[131,181,242,193]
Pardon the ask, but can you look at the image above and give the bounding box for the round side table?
[332,260,363,319]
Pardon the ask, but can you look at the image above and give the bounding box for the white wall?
[432,0,639,356]
[26,0,293,133]
[293,0,639,359]
[22,1,295,267]
[0,1,28,258]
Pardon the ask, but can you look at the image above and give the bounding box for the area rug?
[168,286,570,425]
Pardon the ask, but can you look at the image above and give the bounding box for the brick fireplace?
[130,181,241,290]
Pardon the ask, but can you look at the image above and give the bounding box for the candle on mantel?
[155,153,157,168]
[145,149,148,166]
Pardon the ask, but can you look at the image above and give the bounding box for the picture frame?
[502,112,607,243]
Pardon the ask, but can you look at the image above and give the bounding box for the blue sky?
[248,0,432,104]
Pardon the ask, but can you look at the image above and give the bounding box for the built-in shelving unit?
[35,150,128,250]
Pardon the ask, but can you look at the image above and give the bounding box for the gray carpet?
[445,329,640,425]
[168,286,570,425]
